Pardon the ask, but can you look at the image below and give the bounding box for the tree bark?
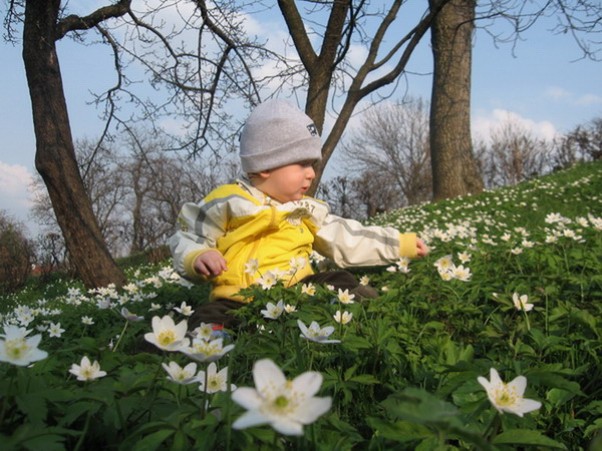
[429,0,483,200]
[22,0,126,288]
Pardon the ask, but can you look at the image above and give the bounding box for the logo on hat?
[307,124,318,136]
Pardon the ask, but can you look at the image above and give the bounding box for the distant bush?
[0,210,33,294]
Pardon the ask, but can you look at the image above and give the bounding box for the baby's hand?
[194,250,228,277]
[416,238,429,258]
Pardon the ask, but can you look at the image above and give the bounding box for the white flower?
[232,358,332,436]
[182,337,235,362]
[297,320,340,344]
[245,258,259,276]
[198,362,235,393]
[359,275,370,286]
[396,257,411,273]
[69,356,107,381]
[173,301,194,317]
[457,252,471,263]
[81,316,94,325]
[434,255,454,273]
[451,264,472,282]
[48,322,65,338]
[512,293,534,312]
[337,289,355,305]
[96,298,112,310]
[149,303,162,311]
[477,368,541,417]
[309,251,326,264]
[144,315,190,351]
[123,283,139,295]
[261,300,284,320]
[162,361,198,384]
[284,304,297,314]
[439,271,453,281]
[0,325,48,366]
[288,256,306,274]
[192,323,215,341]
[257,271,278,290]
[15,306,35,327]
[301,283,316,296]
[333,310,352,325]
[121,307,144,322]
[521,239,535,248]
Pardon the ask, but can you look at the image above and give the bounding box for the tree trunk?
[22,0,126,288]
[429,0,483,200]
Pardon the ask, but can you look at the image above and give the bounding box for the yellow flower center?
[6,339,27,359]
[158,330,176,346]
[208,376,220,390]
[274,395,289,408]
[493,384,518,407]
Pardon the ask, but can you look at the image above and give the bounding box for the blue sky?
[1,3,600,235]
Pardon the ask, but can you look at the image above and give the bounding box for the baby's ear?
[257,170,271,179]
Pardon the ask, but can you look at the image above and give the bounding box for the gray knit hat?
[240,99,322,173]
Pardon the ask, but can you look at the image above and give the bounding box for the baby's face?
[257,160,316,203]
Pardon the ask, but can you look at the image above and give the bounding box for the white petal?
[321,326,335,336]
[292,371,323,397]
[232,409,269,430]
[294,396,332,424]
[231,387,263,410]
[489,368,502,386]
[253,359,285,392]
[174,319,188,338]
[507,375,527,397]
[297,320,308,335]
[271,417,304,436]
[477,376,491,391]
[151,316,162,331]
[516,398,542,415]
[183,362,198,374]
[26,334,43,348]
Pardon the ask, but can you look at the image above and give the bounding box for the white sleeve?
[313,214,401,268]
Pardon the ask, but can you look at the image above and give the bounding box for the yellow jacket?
[169,179,417,302]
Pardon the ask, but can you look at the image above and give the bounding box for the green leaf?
[15,393,48,427]
[131,429,175,451]
[349,374,380,385]
[366,417,431,442]
[341,335,373,350]
[492,429,567,449]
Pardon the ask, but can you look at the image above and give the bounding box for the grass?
[1,161,601,450]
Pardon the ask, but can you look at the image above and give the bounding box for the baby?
[170,99,428,327]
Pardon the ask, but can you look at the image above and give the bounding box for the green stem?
[224,351,235,451]
[522,308,531,331]
[73,409,92,451]
[112,321,129,353]
[200,362,208,418]
[484,413,502,442]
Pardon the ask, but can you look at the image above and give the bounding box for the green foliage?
[0,210,33,294]
[1,161,601,449]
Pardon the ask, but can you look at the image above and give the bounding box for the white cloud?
[544,86,571,101]
[545,86,602,107]
[472,109,558,143]
[0,162,35,221]
[576,93,602,106]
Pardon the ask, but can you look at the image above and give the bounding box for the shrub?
[0,210,33,294]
